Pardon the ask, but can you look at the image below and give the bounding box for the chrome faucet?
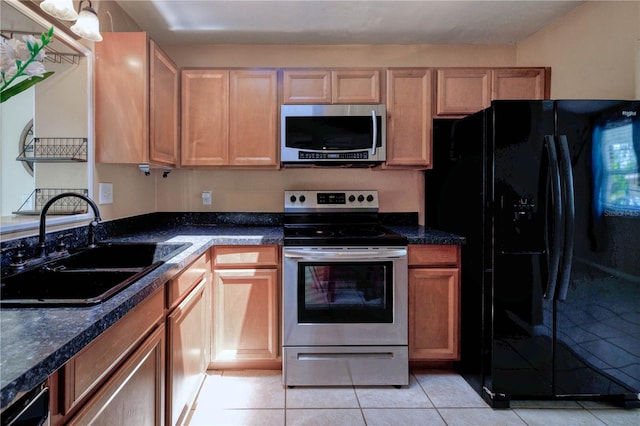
[37,192,102,257]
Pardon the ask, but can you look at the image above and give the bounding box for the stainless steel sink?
[0,242,191,307]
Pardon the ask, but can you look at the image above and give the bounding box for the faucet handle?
[56,233,73,252]
[7,242,28,268]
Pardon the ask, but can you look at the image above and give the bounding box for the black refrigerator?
[426,100,640,408]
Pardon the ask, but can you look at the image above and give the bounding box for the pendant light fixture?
[70,1,103,42]
[39,0,79,21]
[39,0,103,42]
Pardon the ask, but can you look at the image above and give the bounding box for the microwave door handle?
[371,110,377,155]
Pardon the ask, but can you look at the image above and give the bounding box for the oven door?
[282,247,407,346]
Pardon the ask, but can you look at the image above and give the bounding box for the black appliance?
[426,100,640,408]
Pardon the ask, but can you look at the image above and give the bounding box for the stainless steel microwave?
[281,104,386,165]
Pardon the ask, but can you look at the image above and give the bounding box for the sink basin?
[0,242,191,307]
[63,242,191,269]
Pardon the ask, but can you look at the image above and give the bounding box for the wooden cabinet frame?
[211,245,280,369]
[408,245,461,362]
[282,68,381,104]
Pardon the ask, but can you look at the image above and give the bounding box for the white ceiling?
[113,0,583,46]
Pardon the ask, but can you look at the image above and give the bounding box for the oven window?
[297,261,393,323]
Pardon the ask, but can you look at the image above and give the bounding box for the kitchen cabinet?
[408,245,461,361]
[166,253,210,426]
[67,325,166,426]
[282,69,381,104]
[211,245,280,368]
[385,68,433,168]
[491,68,549,100]
[95,32,179,166]
[51,288,166,424]
[435,67,550,117]
[181,69,278,167]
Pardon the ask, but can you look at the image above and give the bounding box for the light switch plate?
[99,183,113,204]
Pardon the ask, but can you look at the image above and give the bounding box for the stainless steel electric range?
[282,190,409,387]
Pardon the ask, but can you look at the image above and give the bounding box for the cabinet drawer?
[213,245,278,268]
[408,245,459,267]
[63,288,165,411]
[167,253,210,309]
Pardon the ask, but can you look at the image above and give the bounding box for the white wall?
[517,1,639,99]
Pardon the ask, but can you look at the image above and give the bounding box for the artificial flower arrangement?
[0,27,55,103]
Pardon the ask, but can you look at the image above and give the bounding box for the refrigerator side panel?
[427,114,486,392]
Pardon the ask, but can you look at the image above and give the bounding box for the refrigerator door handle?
[544,135,563,300]
[556,135,575,301]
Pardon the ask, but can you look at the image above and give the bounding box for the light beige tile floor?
[186,369,640,426]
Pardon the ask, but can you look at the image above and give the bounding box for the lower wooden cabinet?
[408,245,461,361]
[211,246,280,368]
[56,288,165,424]
[166,253,210,426]
[67,325,166,425]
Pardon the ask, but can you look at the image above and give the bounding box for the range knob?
[289,195,296,203]
[348,195,356,202]
[367,194,374,202]
[358,195,365,202]
[299,195,306,203]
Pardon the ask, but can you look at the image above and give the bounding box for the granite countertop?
[0,224,462,409]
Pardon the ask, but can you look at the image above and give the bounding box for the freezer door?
[554,100,640,405]
[490,100,556,399]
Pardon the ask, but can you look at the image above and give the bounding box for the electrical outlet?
[99,183,113,204]
[202,191,212,205]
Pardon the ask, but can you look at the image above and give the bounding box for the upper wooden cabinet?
[491,68,549,100]
[95,33,179,166]
[181,69,278,167]
[435,67,550,117]
[149,42,180,166]
[385,68,433,168]
[283,69,382,104]
[435,68,491,117]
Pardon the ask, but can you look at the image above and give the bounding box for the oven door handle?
[284,248,407,260]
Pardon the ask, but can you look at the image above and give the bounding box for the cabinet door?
[95,32,149,164]
[212,268,278,363]
[332,69,381,103]
[435,68,491,117]
[67,325,165,426]
[386,68,432,168]
[149,40,179,166]
[282,69,331,104]
[167,279,207,426]
[181,69,229,166]
[408,268,460,361]
[229,70,278,166]
[492,68,548,100]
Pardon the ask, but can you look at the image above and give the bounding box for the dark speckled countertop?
[0,221,462,409]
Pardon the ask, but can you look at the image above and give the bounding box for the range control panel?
[284,190,379,210]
